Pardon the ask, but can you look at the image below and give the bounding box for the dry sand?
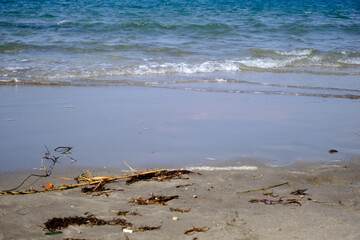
[0,159,359,240]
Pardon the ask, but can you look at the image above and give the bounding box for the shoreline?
[1,159,359,239]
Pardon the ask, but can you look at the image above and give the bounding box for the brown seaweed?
[261,191,279,197]
[184,226,209,235]
[44,214,132,232]
[249,197,302,206]
[81,182,123,197]
[135,226,161,232]
[126,170,193,185]
[131,194,179,206]
[176,183,193,188]
[116,211,141,216]
[169,207,191,213]
[290,189,308,195]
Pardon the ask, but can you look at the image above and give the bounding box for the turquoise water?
[1,0,360,98]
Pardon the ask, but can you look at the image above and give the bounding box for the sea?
[0,0,360,171]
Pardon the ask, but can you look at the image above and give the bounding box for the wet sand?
[0,159,359,240]
[1,85,360,172]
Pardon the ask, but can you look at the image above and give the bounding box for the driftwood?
[0,169,166,195]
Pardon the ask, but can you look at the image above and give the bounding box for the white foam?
[0,78,19,83]
[128,61,240,75]
[276,49,313,56]
[57,20,72,25]
[338,58,360,65]
[239,58,289,68]
[186,166,258,171]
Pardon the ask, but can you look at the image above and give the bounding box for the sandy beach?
[0,159,359,240]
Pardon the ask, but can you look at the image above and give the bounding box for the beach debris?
[237,182,293,194]
[123,228,133,233]
[43,183,53,189]
[170,207,191,213]
[122,226,161,233]
[329,149,338,154]
[44,213,132,232]
[135,226,161,232]
[1,169,166,195]
[131,194,179,206]
[116,211,141,217]
[176,183,193,188]
[81,182,108,194]
[261,191,278,197]
[312,183,323,186]
[81,182,123,197]
[0,146,76,193]
[184,226,209,235]
[290,189,308,195]
[126,170,193,185]
[249,197,302,206]
[44,231,62,235]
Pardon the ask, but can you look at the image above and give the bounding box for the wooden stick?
[237,182,291,194]
[124,161,139,174]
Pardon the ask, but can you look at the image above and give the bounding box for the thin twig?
[124,161,138,174]
[237,182,293,194]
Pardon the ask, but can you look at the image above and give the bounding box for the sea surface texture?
[1,0,360,98]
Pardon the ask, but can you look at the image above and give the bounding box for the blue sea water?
[1,0,360,98]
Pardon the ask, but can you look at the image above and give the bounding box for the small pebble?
[192,195,197,198]
[172,216,178,221]
[123,228,133,233]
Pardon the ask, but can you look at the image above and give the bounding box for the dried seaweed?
[290,189,308,195]
[81,182,108,193]
[176,184,193,188]
[131,194,179,206]
[135,226,161,232]
[261,191,279,197]
[81,182,123,197]
[126,170,193,185]
[249,197,302,206]
[170,207,191,213]
[184,226,209,235]
[44,214,132,232]
[116,211,141,217]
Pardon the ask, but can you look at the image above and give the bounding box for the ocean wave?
[2,56,360,83]
[57,20,72,25]
[275,49,313,56]
[186,166,259,171]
